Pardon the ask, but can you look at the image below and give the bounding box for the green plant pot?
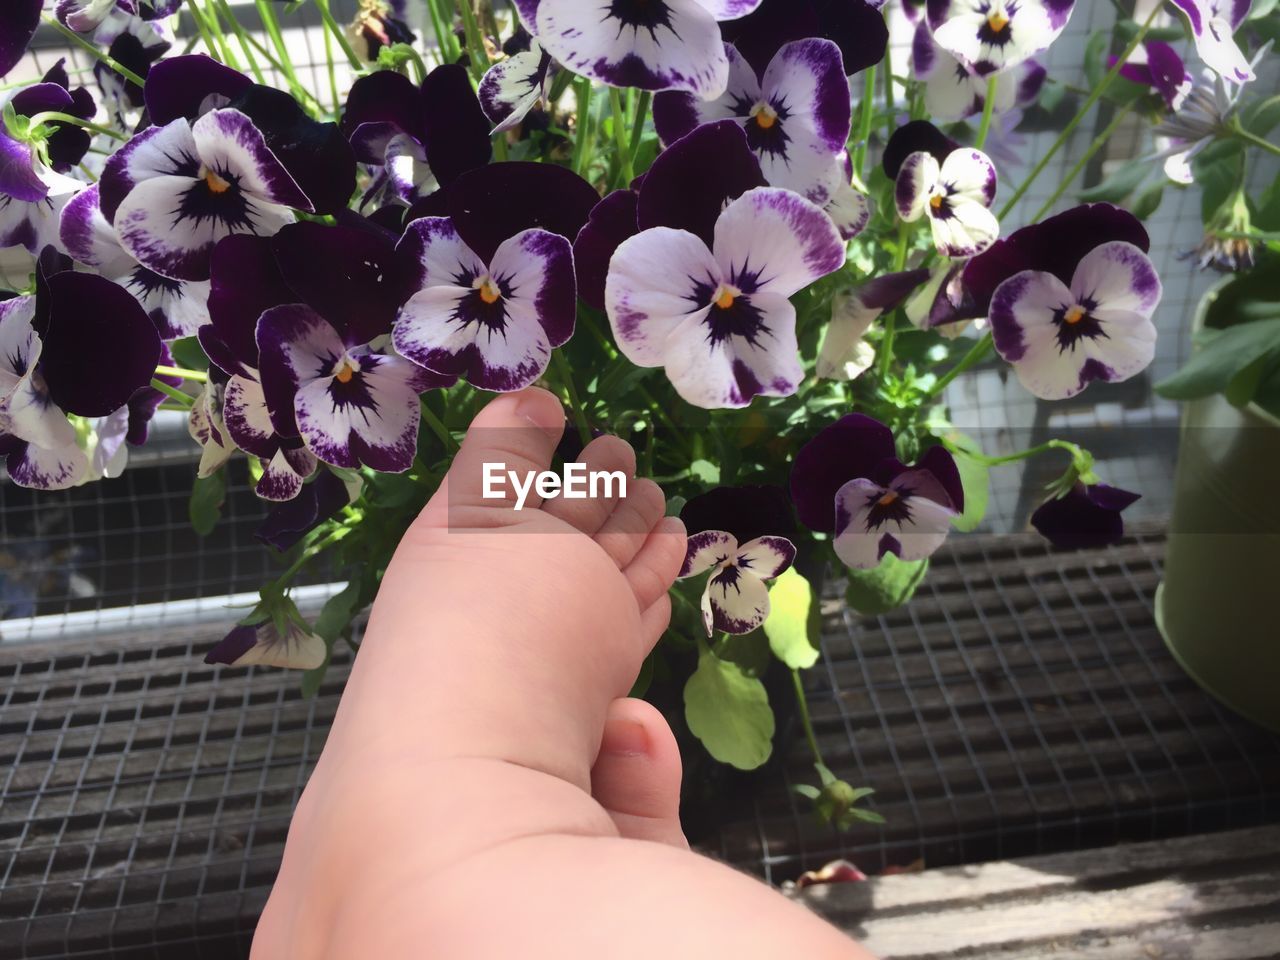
[1156,292,1280,733]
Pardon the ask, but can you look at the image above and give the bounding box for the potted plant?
[1,0,1242,830]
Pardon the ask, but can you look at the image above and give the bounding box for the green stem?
[314,0,364,71]
[255,0,307,101]
[1232,123,1280,158]
[419,399,458,452]
[154,364,209,382]
[551,349,591,446]
[627,91,651,170]
[212,0,265,83]
[187,0,232,64]
[150,378,194,407]
[997,4,1159,220]
[608,87,635,188]
[878,220,911,380]
[26,112,126,142]
[42,15,146,86]
[427,0,457,63]
[974,75,998,149]
[792,669,824,767]
[322,19,341,115]
[571,78,594,176]
[274,527,349,588]
[1029,99,1135,222]
[200,0,242,70]
[853,66,877,180]
[454,0,489,81]
[952,438,1082,468]
[927,332,994,398]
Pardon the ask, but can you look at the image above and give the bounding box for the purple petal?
[4,438,88,491]
[59,183,135,275]
[206,234,293,373]
[9,81,93,171]
[192,108,312,211]
[680,529,739,578]
[421,63,493,186]
[651,43,762,146]
[790,413,897,532]
[723,0,887,76]
[144,54,253,124]
[1031,482,1139,550]
[0,126,47,204]
[255,303,345,438]
[680,484,796,545]
[429,162,600,265]
[1144,41,1190,108]
[271,221,401,345]
[859,268,933,310]
[882,120,958,179]
[637,120,766,248]
[341,69,425,160]
[255,445,316,502]
[39,272,162,417]
[255,469,352,551]
[0,0,42,78]
[917,444,964,512]
[223,373,278,459]
[478,46,552,132]
[574,189,639,312]
[204,624,259,665]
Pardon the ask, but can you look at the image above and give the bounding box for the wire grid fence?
[2,526,1278,959]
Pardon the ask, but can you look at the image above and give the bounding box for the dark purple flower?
[1031,482,1140,550]
[255,470,353,551]
[677,484,797,635]
[11,64,98,171]
[144,54,253,124]
[789,414,963,553]
[0,0,42,79]
[882,120,959,180]
[721,0,888,77]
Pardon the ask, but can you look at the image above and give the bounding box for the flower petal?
[59,183,135,276]
[0,0,42,77]
[736,535,795,579]
[940,148,996,206]
[255,468,352,551]
[1170,0,1255,82]
[823,175,871,240]
[929,197,999,258]
[192,108,312,211]
[144,53,253,124]
[206,233,293,372]
[712,187,845,298]
[651,43,762,145]
[490,228,576,348]
[537,0,730,95]
[294,353,423,470]
[704,563,771,634]
[479,44,551,133]
[223,373,276,458]
[421,63,494,185]
[680,529,738,578]
[789,413,897,532]
[895,150,938,222]
[4,437,88,491]
[99,118,200,222]
[1071,239,1162,319]
[397,215,487,292]
[680,483,796,544]
[606,227,721,367]
[763,38,851,153]
[0,126,47,205]
[574,188,639,312]
[256,303,345,437]
[256,445,315,501]
[882,119,957,179]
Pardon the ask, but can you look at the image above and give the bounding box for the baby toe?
[591,698,688,849]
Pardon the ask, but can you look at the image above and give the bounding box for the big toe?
[591,698,688,849]
[418,387,566,530]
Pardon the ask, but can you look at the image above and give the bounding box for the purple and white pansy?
[653,39,853,206]
[989,240,1161,400]
[101,108,311,282]
[912,21,1045,121]
[522,0,763,97]
[257,303,451,473]
[677,484,798,635]
[926,0,1075,76]
[205,618,326,670]
[1168,0,1255,84]
[790,414,964,569]
[896,147,999,258]
[478,36,555,134]
[393,218,576,392]
[606,186,845,409]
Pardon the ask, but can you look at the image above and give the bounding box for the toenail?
[514,389,567,437]
[601,718,649,757]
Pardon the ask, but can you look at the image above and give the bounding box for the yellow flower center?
[929,194,944,211]
[203,168,232,194]
[987,10,1010,32]
[1064,305,1086,325]
[713,284,739,309]
[877,490,899,508]
[750,102,778,130]
[334,359,357,384]
[474,276,502,304]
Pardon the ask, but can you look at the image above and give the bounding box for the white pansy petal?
[489,228,576,348]
[536,0,729,97]
[761,39,852,154]
[736,536,796,580]
[257,447,309,502]
[817,291,879,381]
[393,285,482,379]
[191,108,311,210]
[680,529,738,578]
[1071,240,1162,318]
[59,184,134,275]
[606,227,721,367]
[713,187,845,298]
[468,299,554,392]
[479,46,549,133]
[824,178,871,240]
[692,0,765,18]
[223,373,277,458]
[6,438,88,491]
[989,269,1090,399]
[895,151,938,222]
[653,43,762,144]
[833,478,891,570]
[6,370,76,449]
[940,148,996,206]
[0,296,38,398]
[99,118,199,221]
[929,198,999,258]
[705,563,771,635]
[663,292,801,408]
[398,216,487,289]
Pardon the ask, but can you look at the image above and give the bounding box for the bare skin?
[252,387,876,960]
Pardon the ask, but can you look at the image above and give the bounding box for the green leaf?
[849,808,887,825]
[1078,162,1149,204]
[1192,141,1245,222]
[1224,353,1271,407]
[169,336,210,372]
[689,458,720,485]
[845,554,930,616]
[792,784,822,800]
[664,495,686,518]
[1130,181,1165,221]
[684,648,775,770]
[1244,95,1280,137]
[1083,32,1110,88]
[762,568,820,669]
[314,579,362,642]
[189,471,226,536]
[1155,318,1280,400]
[941,433,989,532]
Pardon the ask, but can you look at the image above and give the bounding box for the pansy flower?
[653,39,852,206]
[1,111,86,255]
[989,240,1161,400]
[574,120,767,310]
[1114,40,1193,111]
[912,21,1045,121]
[926,0,1075,76]
[720,0,889,78]
[0,0,42,78]
[257,303,450,473]
[100,107,312,282]
[205,619,326,670]
[479,33,555,133]
[1031,482,1141,550]
[56,0,182,33]
[61,185,211,340]
[187,380,235,479]
[8,61,99,173]
[817,270,931,380]
[521,0,764,97]
[340,65,491,210]
[790,414,964,568]
[677,485,797,635]
[255,470,355,552]
[1168,0,1256,84]
[393,218,575,392]
[896,146,999,258]
[606,186,845,408]
[93,12,172,120]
